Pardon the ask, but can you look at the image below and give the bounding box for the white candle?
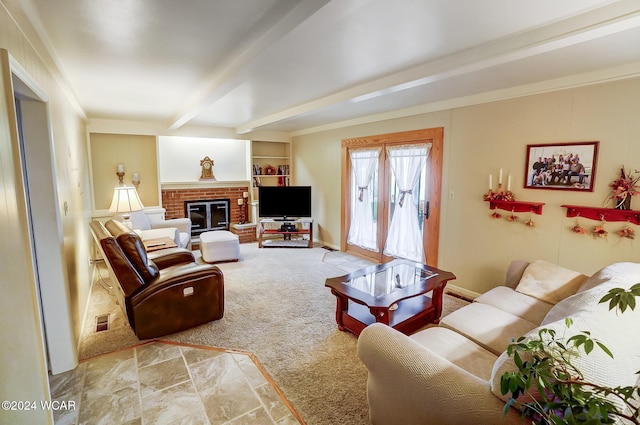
[242,191,249,198]
[132,172,139,181]
[499,168,503,184]
[117,163,124,173]
[237,198,244,206]
[507,175,512,191]
[489,174,493,190]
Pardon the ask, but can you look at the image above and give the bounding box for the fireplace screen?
[185,199,230,236]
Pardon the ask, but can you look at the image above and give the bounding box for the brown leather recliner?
[90,219,224,339]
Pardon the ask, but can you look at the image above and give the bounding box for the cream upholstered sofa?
[357,260,640,425]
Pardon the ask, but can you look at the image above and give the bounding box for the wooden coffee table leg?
[369,306,391,326]
[432,285,445,323]
[331,290,349,331]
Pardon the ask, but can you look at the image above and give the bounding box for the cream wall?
[293,77,640,296]
[0,2,90,424]
[90,133,159,209]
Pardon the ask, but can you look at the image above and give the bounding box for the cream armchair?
[129,210,192,249]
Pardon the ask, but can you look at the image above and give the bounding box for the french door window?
[341,128,443,266]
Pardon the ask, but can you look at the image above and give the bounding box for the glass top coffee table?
[325,259,456,336]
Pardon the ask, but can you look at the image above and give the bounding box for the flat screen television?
[258,186,312,219]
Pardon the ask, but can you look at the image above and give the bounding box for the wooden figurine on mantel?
[200,156,216,180]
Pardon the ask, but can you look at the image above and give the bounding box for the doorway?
[5,51,77,374]
[340,128,443,266]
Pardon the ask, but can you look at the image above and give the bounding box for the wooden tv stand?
[258,218,313,248]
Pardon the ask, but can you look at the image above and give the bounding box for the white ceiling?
[12,0,640,135]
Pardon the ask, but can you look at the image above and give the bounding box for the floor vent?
[321,246,337,251]
[95,314,110,332]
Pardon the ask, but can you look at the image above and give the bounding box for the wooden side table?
[143,237,178,252]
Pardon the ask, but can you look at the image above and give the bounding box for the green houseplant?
[500,284,640,424]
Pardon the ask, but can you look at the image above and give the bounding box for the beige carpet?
[81,244,468,425]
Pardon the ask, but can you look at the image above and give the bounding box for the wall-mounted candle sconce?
[116,163,125,185]
[132,172,140,189]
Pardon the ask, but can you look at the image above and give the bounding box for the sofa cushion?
[492,265,640,409]
[474,286,554,325]
[129,210,152,230]
[542,262,640,325]
[515,260,587,304]
[116,231,160,283]
[410,327,498,381]
[578,261,640,293]
[440,303,538,355]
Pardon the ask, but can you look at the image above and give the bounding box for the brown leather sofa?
[90,219,224,339]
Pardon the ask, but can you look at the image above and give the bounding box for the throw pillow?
[577,262,640,293]
[515,260,587,304]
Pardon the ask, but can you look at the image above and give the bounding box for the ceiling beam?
[236,2,640,134]
[167,0,332,130]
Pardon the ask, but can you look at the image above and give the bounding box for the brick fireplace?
[161,183,255,243]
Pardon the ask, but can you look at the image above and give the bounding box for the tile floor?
[49,341,303,425]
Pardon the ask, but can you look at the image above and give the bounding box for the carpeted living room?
[53,242,468,425]
[3,2,640,425]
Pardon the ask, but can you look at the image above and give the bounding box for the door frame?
[340,127,443,266]
[3,49,77,374]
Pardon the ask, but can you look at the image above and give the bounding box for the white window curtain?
[347,148,381,251]
[384,144,431,262]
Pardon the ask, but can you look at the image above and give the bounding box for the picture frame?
[524,141,599,192]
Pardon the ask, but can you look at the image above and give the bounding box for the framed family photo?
[524,141,599,192]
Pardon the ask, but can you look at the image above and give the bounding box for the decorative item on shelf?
[199,156,216,180]
[242,191,249,224]
[237,197,245,224]
[132,172,140,189]
[483,168,516,201]
[277,164,289,175]
[116,163,125,185]
[606,165,639,210]
[484,169,545,223]
[264,164,276,175]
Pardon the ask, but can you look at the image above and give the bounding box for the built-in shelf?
[561,205,640,224]
[486,200,545,214]
[252,140,291,200]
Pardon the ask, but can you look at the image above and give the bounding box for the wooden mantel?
[160,180,251,190]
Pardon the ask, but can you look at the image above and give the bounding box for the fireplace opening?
[185,199,230,238]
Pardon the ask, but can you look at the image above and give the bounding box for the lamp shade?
[108,186,144,214]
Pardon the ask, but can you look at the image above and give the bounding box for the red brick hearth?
[161,185,255,243]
